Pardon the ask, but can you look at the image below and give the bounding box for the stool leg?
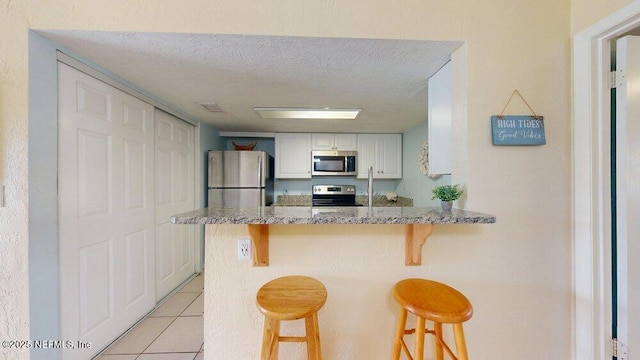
[434,322,443,360]
[305,312,322,360]
[261,317,280,360]
[414,316,425,360]
[392,309,408,360]
[452,323,469,360]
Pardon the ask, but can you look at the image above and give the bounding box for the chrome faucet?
[367,166,374,209]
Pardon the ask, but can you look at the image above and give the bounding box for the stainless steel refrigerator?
[207,150,274,207]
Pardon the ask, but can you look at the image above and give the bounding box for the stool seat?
[256,275,327,360]
[393,278,473,324]
[257,275,327,320]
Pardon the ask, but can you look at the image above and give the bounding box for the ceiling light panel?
[253,107,361,119]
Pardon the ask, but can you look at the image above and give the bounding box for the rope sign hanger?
[491,90,546,146]
[498,90,542,120]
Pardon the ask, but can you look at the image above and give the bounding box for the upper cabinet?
[275,133,312,178]
[311,133,357,151]
[356,134,402,179]
[267,132,402,179]
[427,61,452,175]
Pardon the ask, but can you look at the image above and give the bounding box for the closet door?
[615,35,640,358]
[58,63,155,359]
[155,109,196,300]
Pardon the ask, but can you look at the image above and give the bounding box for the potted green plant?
[431,184,464,211]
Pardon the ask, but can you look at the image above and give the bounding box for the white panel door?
[155,109,196,300]
[58,63,155,359]
[616,35,640,358]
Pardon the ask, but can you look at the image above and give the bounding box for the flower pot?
[441,200,453,212]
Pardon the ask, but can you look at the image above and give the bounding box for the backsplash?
[274,178,400,196]
[274,194,413,207]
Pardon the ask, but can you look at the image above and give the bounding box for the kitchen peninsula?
[171,206,495,359]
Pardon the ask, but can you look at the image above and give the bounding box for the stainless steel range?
[312,185,363,207]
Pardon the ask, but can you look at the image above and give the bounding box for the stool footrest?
[278,336,307,343]
[404,328,436,336]
[399,328,458,360]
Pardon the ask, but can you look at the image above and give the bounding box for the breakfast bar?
[171,206,495,359]
[171,206,495,266]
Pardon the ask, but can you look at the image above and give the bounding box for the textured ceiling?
[41,31,461,133]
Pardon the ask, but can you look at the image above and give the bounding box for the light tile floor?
[96,274,204,360]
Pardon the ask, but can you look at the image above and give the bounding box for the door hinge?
[611,69,626,89]
[611,338,628,359]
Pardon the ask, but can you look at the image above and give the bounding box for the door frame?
[573,2,640,359]
[28,35,203,359]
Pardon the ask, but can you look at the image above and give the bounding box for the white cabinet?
[311,133,357,150]
[427,61,452,175]
[357,134,402,179]
[275,133,312,178]
[275,132,400,179]
[378,134,402,178]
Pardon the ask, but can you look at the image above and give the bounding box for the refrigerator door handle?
[208,152,214,187]
[258,155,263,187]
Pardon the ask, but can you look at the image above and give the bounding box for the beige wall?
[0,0,579,359]
[208,219,571,359]
[571,0,636,33]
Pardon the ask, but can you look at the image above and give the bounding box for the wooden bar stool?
[391,279,473,360]
[256,275,327,360]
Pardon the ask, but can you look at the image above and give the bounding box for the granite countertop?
[170,206,496,225]
[273,194,413,207]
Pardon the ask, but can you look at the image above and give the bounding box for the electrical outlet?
[238,238,251,260]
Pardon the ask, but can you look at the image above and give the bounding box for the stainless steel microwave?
[311,150,357,176]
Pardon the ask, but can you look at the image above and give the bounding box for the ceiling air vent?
[199,103,225,113]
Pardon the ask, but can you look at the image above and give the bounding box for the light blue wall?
[28,31,60,360]
[224,137,275,156]
[397,120,451,206]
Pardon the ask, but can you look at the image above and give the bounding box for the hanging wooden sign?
[491,115,546,145]
[491,90,546,146]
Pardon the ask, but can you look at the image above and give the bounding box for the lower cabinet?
[357,134,402,179]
